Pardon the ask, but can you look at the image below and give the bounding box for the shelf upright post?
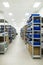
[32,16,34,58]
[4,18,5,44]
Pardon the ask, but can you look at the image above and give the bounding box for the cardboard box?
[0,37,4,42]
[34,47,40,55]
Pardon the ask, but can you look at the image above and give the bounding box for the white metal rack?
[27,14,41,58]
[0,19,9,53]
[41,17,43,49]
[32,16,41,58]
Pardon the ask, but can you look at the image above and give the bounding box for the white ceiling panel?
[0,0,43,30]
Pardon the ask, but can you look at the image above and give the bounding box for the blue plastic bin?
[33,19,40,23]
[34,42,40,45]
[31,14,40,16]
[29,34,32,37]
[34,34,40,38]
[34,26,40,30]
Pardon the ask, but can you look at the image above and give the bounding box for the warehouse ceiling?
[0,0,43,30]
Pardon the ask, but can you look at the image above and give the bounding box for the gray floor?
[0,35,43,65]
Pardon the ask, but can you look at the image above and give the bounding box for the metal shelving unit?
[26,14,41,58]
[5,25,17,43]
[6,25,12,43]
[20,25,28,43]
[0,19,9,53]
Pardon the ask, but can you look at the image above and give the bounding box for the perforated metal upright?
[41,17,43,55]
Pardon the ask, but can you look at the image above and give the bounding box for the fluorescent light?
[33,2,41,8]
[25,13,29,16]
[3,2,10,8]
[9,13,13,16]
[12,19,15,21]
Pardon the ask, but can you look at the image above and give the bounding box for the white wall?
[38,8,43,17]
[0,13,4,19]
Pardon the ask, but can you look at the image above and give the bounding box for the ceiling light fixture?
[33,2,41,8]
[9,13,13,16]
[3,2,10,8]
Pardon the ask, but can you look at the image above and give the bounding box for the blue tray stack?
[26,14,41,58]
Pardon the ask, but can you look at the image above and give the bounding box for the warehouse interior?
[0,0,43,65]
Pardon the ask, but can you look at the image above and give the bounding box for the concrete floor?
[0,34,43,65]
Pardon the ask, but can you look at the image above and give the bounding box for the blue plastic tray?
[29,34,32,37]
[34,42,40,45]
[31,14,40,16]
[30,14,40,19]
[33,19,40,23]
[34,26,40,30]
[33,34,40,38]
